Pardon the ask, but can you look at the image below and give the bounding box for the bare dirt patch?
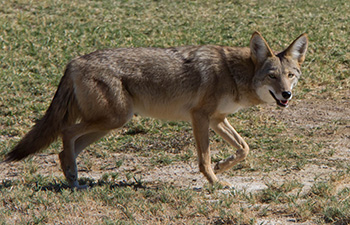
[1,94,349,224]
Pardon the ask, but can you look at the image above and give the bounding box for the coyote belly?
[4,32,308,188]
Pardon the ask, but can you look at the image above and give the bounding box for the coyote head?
[250,32,308,107]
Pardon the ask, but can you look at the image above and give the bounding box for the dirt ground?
[1,93,349,224]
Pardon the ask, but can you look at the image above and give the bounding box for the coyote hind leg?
[59,123,104,189]
[74,131,109,156]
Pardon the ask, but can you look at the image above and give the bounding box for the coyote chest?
[216,96,244,115]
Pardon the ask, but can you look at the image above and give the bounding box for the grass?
[1,0,350,224]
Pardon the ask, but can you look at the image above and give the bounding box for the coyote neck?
[222,46,264,106]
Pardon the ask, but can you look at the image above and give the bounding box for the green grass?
[1,0,350,224]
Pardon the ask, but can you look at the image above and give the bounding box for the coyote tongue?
[280,100,289,106]
[269,91,289,107]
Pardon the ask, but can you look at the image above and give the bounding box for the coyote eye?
[288,73,295,78]
[268,74,277,79]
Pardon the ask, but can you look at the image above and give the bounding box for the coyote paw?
[74,184,89,190]
[211,180,231,189]
[214,155,237,174]
[218,181,231,189]
[214,161,224,174]
[69,181,89,190]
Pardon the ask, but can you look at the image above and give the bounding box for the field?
[0,0,349,224]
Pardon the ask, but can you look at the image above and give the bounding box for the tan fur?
[5,32,308,188]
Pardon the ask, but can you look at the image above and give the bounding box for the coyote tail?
[4,64,79,162]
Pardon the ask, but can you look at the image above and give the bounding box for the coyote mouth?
[269,90,289,107]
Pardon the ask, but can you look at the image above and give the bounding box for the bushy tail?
[4,65,80,162]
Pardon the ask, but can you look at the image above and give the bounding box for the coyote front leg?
[210,117,250,174]
[191,111,219,184]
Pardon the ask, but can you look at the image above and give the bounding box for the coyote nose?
[282,91,292,99]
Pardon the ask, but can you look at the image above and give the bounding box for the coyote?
[5,32,308,188]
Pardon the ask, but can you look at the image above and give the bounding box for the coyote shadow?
[0,177,146,193]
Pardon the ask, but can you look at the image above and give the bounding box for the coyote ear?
[250,31,274,66]
[284,33,308,64]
